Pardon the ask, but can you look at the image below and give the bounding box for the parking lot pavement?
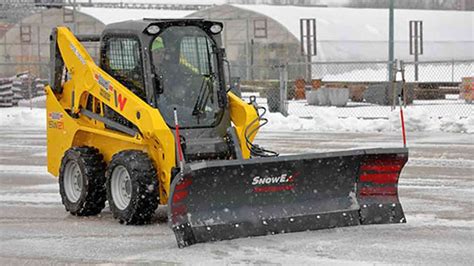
[1,128,473,265]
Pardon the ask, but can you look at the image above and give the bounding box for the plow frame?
[168,148,408,247]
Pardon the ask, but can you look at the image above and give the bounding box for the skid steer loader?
[46,19,409,247]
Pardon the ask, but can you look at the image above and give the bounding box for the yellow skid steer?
[46,19,408,247]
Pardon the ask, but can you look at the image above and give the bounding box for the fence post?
[245,18,251,81]
[37,25,41,77]
[391,60,398,111]
[400,60,407,108]
[388,0,394,82]
[414,53,418,82]
[279,64,288,116]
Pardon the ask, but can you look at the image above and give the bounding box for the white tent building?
[190,4,473,80]
[76,7,195,25]
[64,4,474,63]
[1,3,472,80]
[195,4,473,62]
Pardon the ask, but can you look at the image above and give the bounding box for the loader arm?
[46,27,176,202]
[228,91,260,159]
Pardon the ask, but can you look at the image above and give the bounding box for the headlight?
[147,25,160,34]
[210,24,222,34]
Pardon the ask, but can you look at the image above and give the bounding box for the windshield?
[151,26,223,128]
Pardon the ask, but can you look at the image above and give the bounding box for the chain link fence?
[0,40,100,78]
[0,42,99,107]
[238,60,473,122]
[402,60,473,82]
[1,58,472,132]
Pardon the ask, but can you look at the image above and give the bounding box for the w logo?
[114,90,128,111]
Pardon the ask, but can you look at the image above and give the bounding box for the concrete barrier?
[306,87,349,107]
[364,83,414,105]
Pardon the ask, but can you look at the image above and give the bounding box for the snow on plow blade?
[168,148,408,247]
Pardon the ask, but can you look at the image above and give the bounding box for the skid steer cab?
[46,19,409,248]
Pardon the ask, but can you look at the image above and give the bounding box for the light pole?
[300,18,317,82]
[409,20,423,81]
[388,0,394,81]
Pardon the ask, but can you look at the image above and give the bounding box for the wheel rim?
[111,165,132,210]
[64,160,83,203]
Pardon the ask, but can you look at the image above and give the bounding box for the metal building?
[0,7,105,77]
[189,4,305,80]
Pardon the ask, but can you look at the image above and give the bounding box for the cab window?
[150,26,222,128]
[102,36,145,99]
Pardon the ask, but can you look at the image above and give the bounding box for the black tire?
[106,150,159,225]
[59,146,107,216]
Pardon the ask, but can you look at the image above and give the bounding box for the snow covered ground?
[0,123,472,264]
[0,107,45,129]
[242,93,474,134]
[1,95,473,135]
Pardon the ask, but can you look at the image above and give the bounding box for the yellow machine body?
[46,27,258,204]
[46,23,409,249]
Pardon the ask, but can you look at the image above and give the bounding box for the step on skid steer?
[46,19,409,248]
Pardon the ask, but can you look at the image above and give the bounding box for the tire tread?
[59,146,106,216]
[106,150,159,225]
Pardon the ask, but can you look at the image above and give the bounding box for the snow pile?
[0,106,472,133]
[285,99,473,121]
[263,108,474,134]
[17,95,46,108]
[0,107,46,129]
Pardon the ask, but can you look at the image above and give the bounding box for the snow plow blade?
[168,148,408,247]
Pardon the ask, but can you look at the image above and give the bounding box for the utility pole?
[388,0,394,81]
[409,20,423,81]
[299,18,317,82]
